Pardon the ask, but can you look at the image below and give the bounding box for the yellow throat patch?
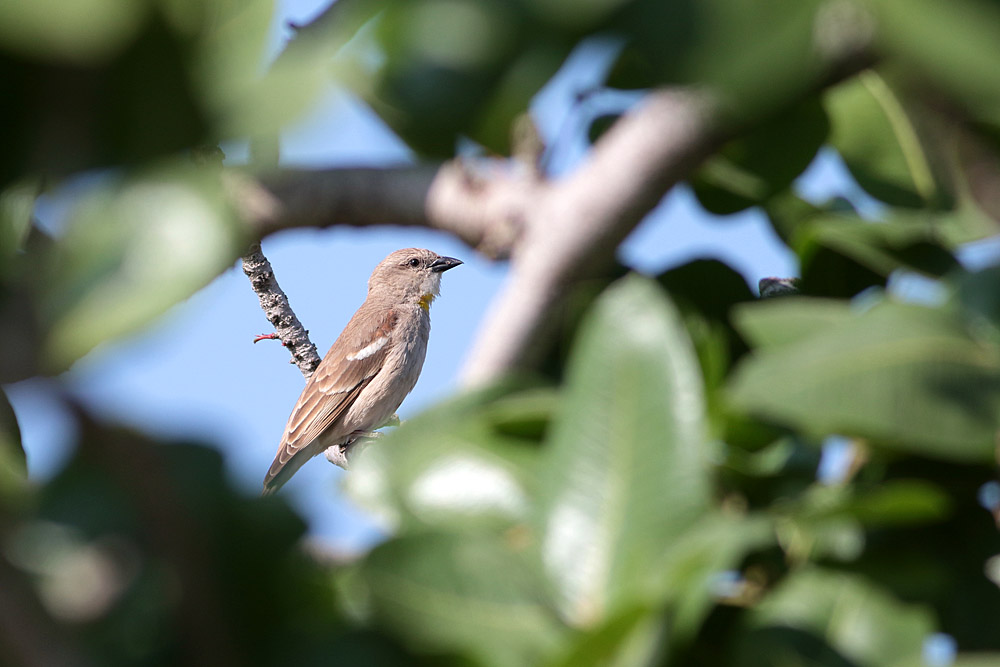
[418,293,436,312]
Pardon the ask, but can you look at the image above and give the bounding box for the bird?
[262,248,462,495]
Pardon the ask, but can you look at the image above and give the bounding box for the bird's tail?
[261,443,318,496]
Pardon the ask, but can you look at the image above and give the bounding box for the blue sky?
[6,0,880,552]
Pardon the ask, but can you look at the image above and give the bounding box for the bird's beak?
[430,256,463,273]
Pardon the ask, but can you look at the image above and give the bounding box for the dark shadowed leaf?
[0,180,38,272]
[746,567,934,666]
[733,626,855,667]
[362,0,569,156]
[799,215,958,280]
[693,97,829,214]
[657,260,756,443]
[0,12,210,184]
[0,0,147,63]
[608,0,822,116]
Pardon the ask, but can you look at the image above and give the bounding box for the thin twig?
[241,242,321,378]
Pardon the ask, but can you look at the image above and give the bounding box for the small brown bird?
[262,248,462,495]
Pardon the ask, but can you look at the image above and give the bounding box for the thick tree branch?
[463,90,720,384]
[240,162,531,260]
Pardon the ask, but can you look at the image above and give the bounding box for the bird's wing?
[263,308,397,490]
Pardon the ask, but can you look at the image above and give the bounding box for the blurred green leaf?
[37,162,244,371]
[0,386,27,501]
[546,605,667,667]
[358,531,566,667]
[657,260,756,445]
[733,297,853,349]
[0,0,148,63]
[693,97,829,214]
[0,11,209,183]
[535,275,710,627]
[825,72,942,208]
[470,43,569,154]
[816,479,951,528]
[361,0,570,156]
[772,480,952,565]
[733,626,856,667]
[790,210,961,299]
[800,215,958,279]
[346,383,546,534]
[33,414,352,665]
[747,567,935,666]
[729,299,1000,461]
[186,0,275,135]
[957,265,1000,341]
[201,0,384,139]
[868,0,1000,127]
[663,512,775,638]
[608,0,823,115]
[949,657,1000,667]
[0,179,39,271]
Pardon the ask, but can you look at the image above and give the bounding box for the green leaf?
[608,0,823,115]
[199,0,381,139]
[661,512,774,638]
[1,11,210,184]
[0,0,148,63]
[37,162,244,371]
[790,211,959,299]
[772,480,952,564]
[345,383,547,534]
[746,567,935,666]
[546,605,667,667]
[0,179,39,272]
[957,265,1000,341]
[825,72,941,208]
[729,299,1000,461]
[657,260,756,443]
[823,480,952,527]
[733,297,853,349]
[800,215,958,279]
[363,0,569,156]
[0,387,27,502]
[869,0,1000,127]
[535,275,710,627]
[358,531,566,667]
[949,657,1000,667]
[693,97,829,214]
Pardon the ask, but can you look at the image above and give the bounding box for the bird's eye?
[407,258,421,268]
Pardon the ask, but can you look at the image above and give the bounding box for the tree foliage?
[2,0,1000,665]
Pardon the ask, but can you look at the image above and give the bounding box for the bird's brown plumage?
[262,248,461,494]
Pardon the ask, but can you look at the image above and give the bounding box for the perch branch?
[241,242,321,378]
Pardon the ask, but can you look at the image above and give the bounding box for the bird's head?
[368,248,463,309]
